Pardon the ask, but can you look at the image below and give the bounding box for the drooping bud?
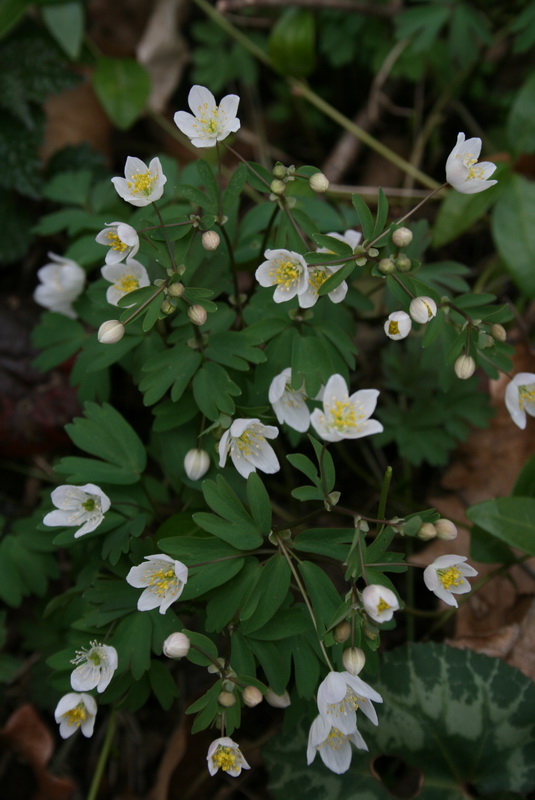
[161,299,175,315]
[384,310,412,341]
[490,323,507,342]
[409,296,437,324]
[454,354,476,380]
[392,227,413,248]
[202,231,220,251]
[168,281,185,297]
[242,686,263,708]
[435,518,458,541]
[395,255,412,273]
[309,172,329,193]
[333,621,351,643]
[188,304,207,326]
[97,320,125,344]
[163,632,191,659]
[264,689,291,708]
[270,179,286,196]
[218,691,236,708]
[417,522,437,541]
[378,257,395,275]
[184,448,210,481]
[342,647,366,676]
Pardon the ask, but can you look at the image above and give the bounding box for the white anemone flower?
[384,310,412,340]
[307,715,368,774]
[299,265,348,308]
[317,671,383,735]
[255,248,309,303]
[423,555,478,608]
[101,258,150,306]
[268,368,311,432]
[218,418,280,479]
[126,554,188,614]
[310,374,383,443]
[505,372,535,430]
[174,85,240,148]
[207,737,250,777]
[43,484,111,537]
[446,132,498,194]
[54,693,97,739]
[361,585,400,623]
[33,252,85,319]
[96,222,140,264]
[111,156,167,207]
[70,641,118,693]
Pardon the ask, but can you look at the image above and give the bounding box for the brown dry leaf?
[0,704,75,800]
[136,0,190,113]
[147,716,188,800]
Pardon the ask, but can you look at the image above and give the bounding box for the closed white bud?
[265,689,291,708]
[342,647,366,676]
[184,448,210,481]
[168,281,185,297]
[218,691,236,707]
[97,320,125,344]
[188,304,207,326]
[409,296,437,324]
[270,179,286,195]
[491,323,506,342]
[242,686,263,708]
[384,310,412,341]
[163,632,190,659]
[435,518,458,541]
[417,522,437,541]
[202,231,220,251]
[309,172,329,192]
[454,354,476,380]
[392,227,413,248]
[333,621,351,643]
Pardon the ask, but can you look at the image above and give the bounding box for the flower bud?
[309,172,329,193]
[264,689,291,708]
[417,522,437,541]
[168,281,185,297]
[395,255,412,273]
[392,227,413,248]
[270,179,286,196]
[188,304,207,326]
[333,621,351,643]
[161,299,175,315]
[163,632,190,659]
[378,258,395,275]
[97,320,125,344]
[202,231,220,251]
[435,518,458,541]
[218,691,236,708]
[409,296,437,324]
[242,686,263,708]
[491,323,507,342]
[454,354,476,380]
[184,448,210,481]
[272,162,287,179]
[342,647,366,676]
[384,310,411,341]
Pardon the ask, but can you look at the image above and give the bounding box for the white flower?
[268,368,311,432]
[126,554,188,614]
[384,310,411,340]
[423,555,478,608]
[218,418,280,479]
[54,693,97,739]
[184,448,211,480]
[307,715,368,774]
[505,372,535,430]
[255,248,309,303]
[111,156,167,207]
[409,296,437,324]
[446,132,498,194]
[174,85,240,148]
[101,258,150,306]
[33,252,85,319]
[317,230,362,253]
[207,737,250,777]
[96,222,140,264]
[70,641,118,693]
[317,671,382,735]
[43,484,111,537]
[299,265,348,308]
[310,374,383,443]
[361,585,400,623]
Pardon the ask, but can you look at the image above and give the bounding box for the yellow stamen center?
[195,103,221,134]
[235,430,265,458]
[270,259,301,289]
[127,170,157,196]
[388,320,400,336]
[148,567,178,597]
[309,268,329,293]
[106,232,128,252]
[519,384,535,410]
[376,598,391,613]
[62,703,88,729]
[328,399,362,432]
[212,746,238,772]
[115,274,139,293]
[437,566,464,590]
[321,727,347,751]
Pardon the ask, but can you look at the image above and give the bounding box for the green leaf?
[246,473,272,536]
[43,169,93,206]
[240,555,291,633]
[92,57,151,130]
[148,660,179,710]
[31,312,86,371]
[205,560,260,632]
[42,1,84,60]
[492,175,535,298]
[466,497,535,556]
[317,260,356,297]
[294,528,354,560]
[196,160,218,211]
[192,362,241,420]
[298,561,341,634]
[351,194,374,241]
[268,7,315,78]
[113,612,152,680]
[140,346,202,406]
[0,0,32,39]
[223,163,248,208]
[507,72,535,155]
[372,188,389,240]
[204,331,266,371]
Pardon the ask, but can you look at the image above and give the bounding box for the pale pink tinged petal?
[219,93,240,119]
[173,111,198,137]
[124,156,149,179]
[188,85,216,114]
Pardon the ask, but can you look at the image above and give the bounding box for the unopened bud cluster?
[417,518,457,541]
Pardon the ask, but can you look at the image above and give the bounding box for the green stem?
[87,711,116,800]
[153,202,178,272]
[376,466,392,534]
